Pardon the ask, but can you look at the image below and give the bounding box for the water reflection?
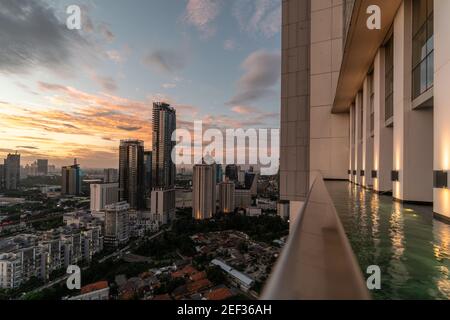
[434,222,450,297]
[327,181,450,300]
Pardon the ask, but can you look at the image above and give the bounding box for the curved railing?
[262,174,370,300]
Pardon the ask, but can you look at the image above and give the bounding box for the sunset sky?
[0,0,281,168]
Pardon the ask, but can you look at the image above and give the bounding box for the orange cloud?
[0,82,277,168]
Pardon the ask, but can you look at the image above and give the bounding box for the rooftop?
[206,287,234,301]
[211,259,254,287]
[80,281,109,294]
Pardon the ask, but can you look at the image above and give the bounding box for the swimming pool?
[326,181,450,300]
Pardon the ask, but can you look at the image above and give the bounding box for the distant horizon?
[1,0,281,168]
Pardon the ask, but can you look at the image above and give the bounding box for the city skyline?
[0,0,281,168]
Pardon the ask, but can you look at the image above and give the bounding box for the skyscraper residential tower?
[119,140,145,210]
[225,164,239,183]
[150,189,176,225]
[90,183,119,212]
[218,181,235,214]
[245,172,259,197]
[61,159,81,196]
[192,163,217,220]
[0,164,5,190]
[104,202,130,248]
[215,164,223,183]
[150,102,176,222]
[144,151,152,193]
[103,168,118,183]
[4,153,20,190]
[152,102,176,189]
[36,159,48,176]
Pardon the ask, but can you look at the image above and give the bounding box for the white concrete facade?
[433,0,450,220]
[310,0,349,181]
[280,0,349,224]
[150,189,175,224]
[281,0,450,223]
[192,164,216,220]
[373,49,393,193]
[90,183,119,212]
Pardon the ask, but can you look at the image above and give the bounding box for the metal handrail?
[261,174,370,300]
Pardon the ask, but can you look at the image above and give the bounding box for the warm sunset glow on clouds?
[0,0,280,168]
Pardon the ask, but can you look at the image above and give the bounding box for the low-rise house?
[68,281,110,300]
[206,287,234,300]
[211,259,255,292]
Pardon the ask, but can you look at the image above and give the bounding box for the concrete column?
[362,77,374,188]
[373,49,393,193]
[433,0,450,221]
[309,0,349,180]
[349,104,355,182]
[392,1,433,203]
[280,0,310,206]
[280,0,312,226]
[354,92,363,185]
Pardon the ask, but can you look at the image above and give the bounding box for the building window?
[385,37,394,122]
[412,0,434,99]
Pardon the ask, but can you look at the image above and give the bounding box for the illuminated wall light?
[433,171,448,189]
[394,181,401,199]
[442,141,450,170]
[391,170,399,182]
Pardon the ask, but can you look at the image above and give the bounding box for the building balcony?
[334,0,403,113]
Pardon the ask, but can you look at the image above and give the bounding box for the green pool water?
[326,181,450,300]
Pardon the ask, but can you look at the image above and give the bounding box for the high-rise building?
[144,151,152,193]
[245,172,259,197]
[238,169,246,185]
[4,153,20,190]
[152,102,176,189]
[103,168,118,183]
[219,181,235,214]
[48,165,57,174]
[280,0,450,224]
[61,159,81,196]
[119,140,145,210]
[150,102,176,222]
[23,162,37,177]
[104,202,130,248]
[192,163,216,220]
[90,183,119,212]
[225,164,239,182]
[0,164,4,190]
[277,200,290,221]
[215,164,223,183]
[150,189,175,225]
[37,159,48,176]
[0,253,22,289]
[235,188,252,209]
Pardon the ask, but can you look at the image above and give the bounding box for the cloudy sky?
[0,0,281,168]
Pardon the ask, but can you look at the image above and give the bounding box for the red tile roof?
[80,281,108,294]
[190,271,206,282]
[187,279,212,293]
[172,265,198,278]
[206,288,234,301]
